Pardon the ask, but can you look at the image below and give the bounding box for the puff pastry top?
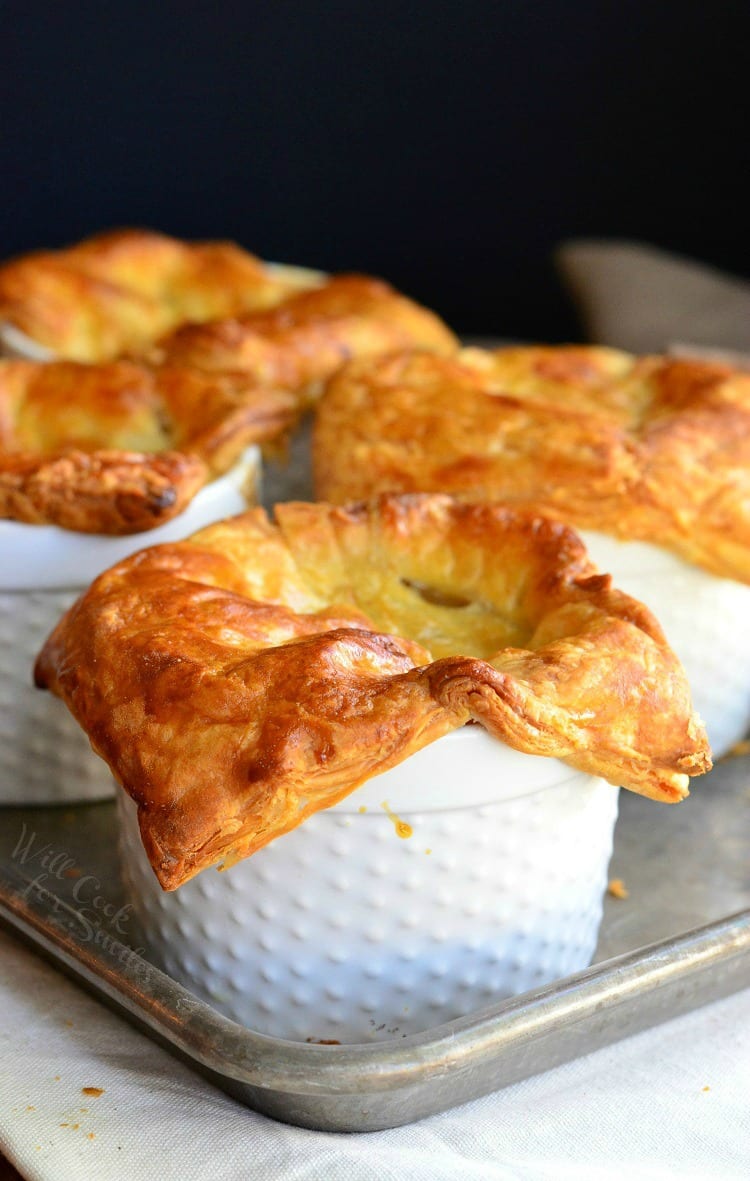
[35,495,709,889]
[312,347,750,583]
[154,274,458,403]
[0,229,318,362]
[0,359,294,532]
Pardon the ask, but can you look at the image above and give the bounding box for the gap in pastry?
[254,500,541,661]
[400,578,472,608]
[352,572,531,660]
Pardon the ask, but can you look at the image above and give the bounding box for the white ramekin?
[117,726,620,1044]
[0,321,56,361]
[0,445,261,805]
[579,531,750,758]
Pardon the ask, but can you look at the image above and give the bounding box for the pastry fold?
[0,228,317,362]
[313,347,750,582]
[153,274,458,405]
[0,359,294,532]
[35,495,710,889]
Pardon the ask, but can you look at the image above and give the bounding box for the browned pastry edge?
[0,359,296,532]
[35,495,710,889]
[0,449,207,533]
[0,228,316,362]
[312,347,750,583]
[153,274,459,405]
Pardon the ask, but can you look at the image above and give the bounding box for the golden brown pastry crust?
[312,347,750,583]
[0,359,295,532]
[35,495,709,889]
[153,274,458,404]
[0,228,319,362]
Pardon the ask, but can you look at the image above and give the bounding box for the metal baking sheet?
[0,753,748,1132]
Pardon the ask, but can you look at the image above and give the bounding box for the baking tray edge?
[0,854,747,1132]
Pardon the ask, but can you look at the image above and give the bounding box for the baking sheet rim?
[1,852,747,1130]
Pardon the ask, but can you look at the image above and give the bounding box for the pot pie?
[1,356,290,808]
[0,358,295,533]
[151,274,458,406]
[35,494,710,890]
[313,347,750,757]
[312,347,750,584]
[0,228,323,363]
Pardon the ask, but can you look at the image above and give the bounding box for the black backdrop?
[2,1,748,339]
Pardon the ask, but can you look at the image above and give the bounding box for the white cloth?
[1,928,748,1181]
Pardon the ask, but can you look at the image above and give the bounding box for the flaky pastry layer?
[0,229,319,362]
[153,274,458,404]
[0,359,295,532]
[35,495,709,889]
[313,347,750,583]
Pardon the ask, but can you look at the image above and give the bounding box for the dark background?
[1,1,748,339]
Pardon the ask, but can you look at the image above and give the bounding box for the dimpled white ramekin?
[0,445,261,805]
[579,531,750,759]
[117,726,620,1044]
